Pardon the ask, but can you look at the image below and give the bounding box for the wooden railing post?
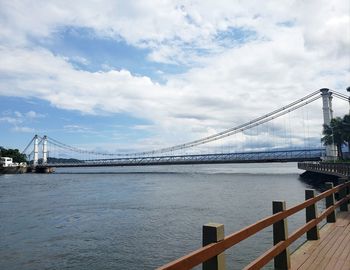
[305,189,319,240]
[325,182,336,223]
[202,223,226,270]
[273,201,290,270]
[338,178,349,211]
[347,177,350,203]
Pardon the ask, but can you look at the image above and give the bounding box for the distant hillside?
[45,157,84,164]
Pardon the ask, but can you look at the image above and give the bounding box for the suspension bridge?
[21,88,349,171]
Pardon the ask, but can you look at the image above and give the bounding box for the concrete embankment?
[298,162,349,188]
[0,166,27,174]
[26,166,55,173]
[299,170,340,186]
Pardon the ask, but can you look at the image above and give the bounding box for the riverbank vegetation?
[0,147,27,163]
[322,114,350,160]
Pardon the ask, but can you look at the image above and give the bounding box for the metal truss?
[44,148,325,168]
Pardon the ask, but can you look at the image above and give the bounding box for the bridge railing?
[298,162,350,177]
[46,149,324,167]
[157,180,350,270]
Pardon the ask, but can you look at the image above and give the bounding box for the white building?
[0,157,15,167]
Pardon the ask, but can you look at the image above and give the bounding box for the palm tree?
[343,114,350,153]
[322,117,345,159]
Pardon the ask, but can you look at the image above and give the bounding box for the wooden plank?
[291,223,336,269]
[340,249,350,270]
[336,216,350,270]
[335,233,350,270]
[308,226,344,268]
[335,211,350,227]
[316,224,350,269]
[292,224,342,268]
[291,211,350,270]
[322,223,350,270]
[297,227,344,270]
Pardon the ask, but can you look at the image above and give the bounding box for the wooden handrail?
[243,194,350,269]
[157,181,350,270]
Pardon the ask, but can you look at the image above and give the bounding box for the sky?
[0,0,349,156]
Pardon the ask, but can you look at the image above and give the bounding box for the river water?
[0,163,325,270]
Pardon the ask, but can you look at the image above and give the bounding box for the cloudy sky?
[0,0,349,155]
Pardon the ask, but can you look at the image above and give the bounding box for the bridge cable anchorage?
[42,91,323,158]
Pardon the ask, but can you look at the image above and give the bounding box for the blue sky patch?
[31,26,188,83]
[0,96,152,151]
[215,27,257,47]
[277,20,296,28]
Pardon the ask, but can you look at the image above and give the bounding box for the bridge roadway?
[40,148,324,168]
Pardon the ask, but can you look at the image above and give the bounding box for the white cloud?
[63,124,94,133]
[14,111,23,117]
[0,0,349,151]
[0,110,44,134]
[70,56,90,66]
[11,126,35,133]
[131,125,153,131]
[25,110,45,119]
[0,116,22,125]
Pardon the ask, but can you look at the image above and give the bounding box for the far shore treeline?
[0,147,82,164]
[0,147,27,163]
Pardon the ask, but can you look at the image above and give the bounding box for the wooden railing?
[298,162,350,177]
[157,179,350,270]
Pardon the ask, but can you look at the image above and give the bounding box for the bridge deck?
[291,211,350,270]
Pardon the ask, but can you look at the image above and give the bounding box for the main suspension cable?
[45,91,322,157]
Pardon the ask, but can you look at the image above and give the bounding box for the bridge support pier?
[320,88,338,160]
[42,135,48,164]
[33,135,39,166]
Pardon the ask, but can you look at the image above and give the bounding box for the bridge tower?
[33,135,39,166]
[42,135,48,164]
[320,88,337,160]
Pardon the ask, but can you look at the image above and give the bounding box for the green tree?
[343,114,350,153]
[0,147,27,163]
[321,117,345,159]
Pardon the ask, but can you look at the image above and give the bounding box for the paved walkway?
[291,211,350,270]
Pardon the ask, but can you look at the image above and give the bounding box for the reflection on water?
[0,163,325,269]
